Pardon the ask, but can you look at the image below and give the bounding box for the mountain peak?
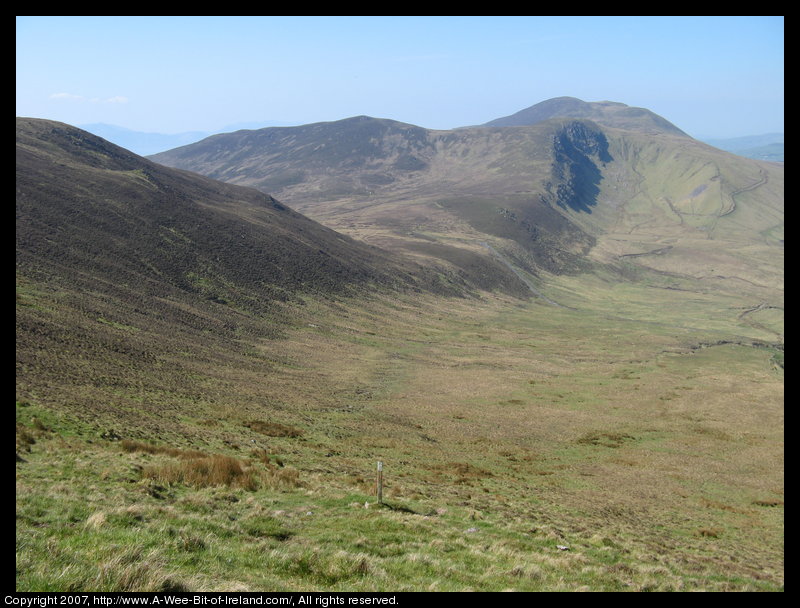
[482,97,688,136]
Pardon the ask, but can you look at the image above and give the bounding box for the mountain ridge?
[480,96,688,136]
[152,114,611,280]
[16,117,472,325]
[149,98,783,310]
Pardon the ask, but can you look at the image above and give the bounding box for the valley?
[15,282,784,591]
[16,100,783,592]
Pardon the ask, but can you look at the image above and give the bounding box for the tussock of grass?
[241,516,293,541]
[700,498,750,514]
[267,467,302,490]
[142,454,258,490]
[425,462,493,484]
[138,448,303,492]
[16,424,36,452]
[91,548,191,592]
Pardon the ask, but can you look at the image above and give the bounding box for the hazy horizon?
[17,16,784,140]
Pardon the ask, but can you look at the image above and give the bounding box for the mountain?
[150,100,783,308]
[480,96,688,135]
[18,116,496,439]
[702,133,784,162]
[150,115,434,196]
[149,115,611,276]
[16,118,455,333]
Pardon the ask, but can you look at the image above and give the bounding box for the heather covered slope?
[17,117,466,437]
[18,117,410,441]
[16,117,427,311]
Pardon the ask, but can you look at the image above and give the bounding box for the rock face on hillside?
[544,121,613,213]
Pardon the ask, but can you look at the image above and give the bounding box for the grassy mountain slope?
[552,127,784,308]
[17,288,784,591]
[18,114,783,592]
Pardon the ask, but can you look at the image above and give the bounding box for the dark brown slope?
[16,118,464,335]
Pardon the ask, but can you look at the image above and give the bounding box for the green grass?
[16,281,783,591]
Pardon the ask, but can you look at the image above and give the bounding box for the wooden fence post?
[376,461,383,504]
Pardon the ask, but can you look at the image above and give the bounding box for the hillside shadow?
[552,127,612,214]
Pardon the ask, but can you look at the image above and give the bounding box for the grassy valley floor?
[16,281,783,591]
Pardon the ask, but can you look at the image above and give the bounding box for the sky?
[16,16,784,139]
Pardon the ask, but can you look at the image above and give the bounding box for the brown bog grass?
[143,454,258,491]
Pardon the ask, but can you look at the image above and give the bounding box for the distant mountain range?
[78,121,294,156]
[700,133,784,162]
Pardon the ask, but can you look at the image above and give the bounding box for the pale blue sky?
[16,16,784,138]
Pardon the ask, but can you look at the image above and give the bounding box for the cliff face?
[544,120,612,214]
